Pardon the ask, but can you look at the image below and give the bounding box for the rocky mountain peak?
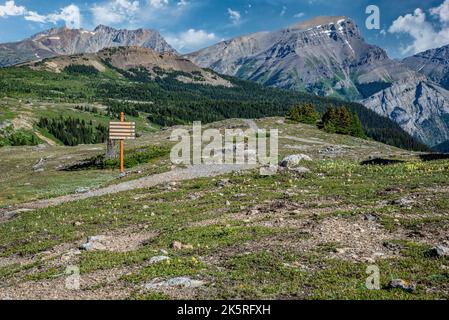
[0,25,176,67]
[290,16,349,29]
[94,24,113,32]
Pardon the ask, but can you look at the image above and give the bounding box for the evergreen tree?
[320,106,366,138]
[321,107,338,133]
[350,112,365,138]
[288,103,319,125]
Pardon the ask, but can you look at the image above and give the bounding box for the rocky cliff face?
[362,75,449,147]
[0,25,175,67]
[403,44,449,91]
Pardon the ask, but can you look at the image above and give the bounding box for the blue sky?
[1,0,449,57]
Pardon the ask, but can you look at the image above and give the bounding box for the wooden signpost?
[109,112,136,173]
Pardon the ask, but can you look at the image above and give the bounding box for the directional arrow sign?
[109,122,136,140]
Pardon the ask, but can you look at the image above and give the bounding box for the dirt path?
[1,120,261,219]
[35,132,57,146]
[1,164,256,220]
[244,119,259,131]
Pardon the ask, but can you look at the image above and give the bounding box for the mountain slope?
[403,44,449,90]
[362,75,449,147]
[187,16,413,100]
[0,47,426,151]
[0,25,175,67]
[27,46,232,87]
[187,16,449,149]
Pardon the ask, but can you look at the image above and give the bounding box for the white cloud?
[0,1,26,17]
[23,5,81,29]
[24,11,47,23]
[91,0,140,25]
[227,8,241,25]
[166,28,217,52]
[293,12,304,18]
[46,5,81,29]
[148,0,168,9]
[177,0,188,6]
[0,1,81,28]
[280,6,286,17]
[430,0,449,23]
[389,6,449,55]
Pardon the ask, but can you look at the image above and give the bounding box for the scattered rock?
[225,200,231,206]
[216,179,230,188]
[149,256,170,264]
[160,249,168,255]
[364,213,378,222]
[73,221,83,227]
[319,145,344,156]
[279,154,312,168]
[288,166,310,174]
[171,241,194,250]
[388,279,416,293]
[79,236,108,251]
[383,242,404,252]
[32,158,45,172]
[428,245,449,258]
[75,187,91,194]
[144,277,205,289]
[392,198,415,209]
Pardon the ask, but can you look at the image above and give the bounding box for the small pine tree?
[335,107,353,135]
[287,103,318,125]
[321,107,338,133]
[350,112,365,138]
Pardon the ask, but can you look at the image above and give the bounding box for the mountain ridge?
[403,44,449,90]
[185,16,449,149]
[0,25,176,67]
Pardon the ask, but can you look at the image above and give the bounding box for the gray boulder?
[149,256,170,264]
[280,154,312,168]
[144,277,205,289]
[429,245,449,258]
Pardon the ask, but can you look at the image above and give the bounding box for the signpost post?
[109,112,136,173]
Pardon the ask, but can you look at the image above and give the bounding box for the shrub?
[0,126,40,147]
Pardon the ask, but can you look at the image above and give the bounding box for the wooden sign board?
[109,122,136,140]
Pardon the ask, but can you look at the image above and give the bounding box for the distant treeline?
[38,116,107,146]
[64,65,99,76]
